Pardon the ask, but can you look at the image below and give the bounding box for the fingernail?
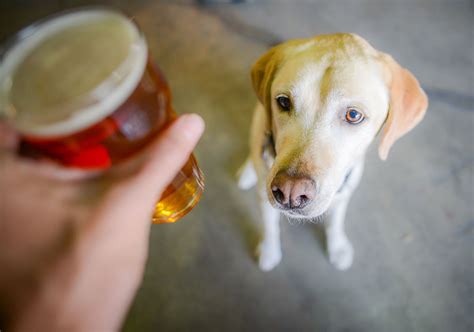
[173,114,205,141]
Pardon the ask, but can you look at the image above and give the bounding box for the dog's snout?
[271,172,316,209]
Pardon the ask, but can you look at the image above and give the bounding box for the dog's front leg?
[325,195,354,270]
[257,193,281,271]
[325,160,364,270]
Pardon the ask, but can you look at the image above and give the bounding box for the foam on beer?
[0,9,147,137]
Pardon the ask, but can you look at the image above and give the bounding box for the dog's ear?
[378,53,428,160]
[251,47,281,111]
[251,39,308,114]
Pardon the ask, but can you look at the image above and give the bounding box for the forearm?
[11,235,147,332]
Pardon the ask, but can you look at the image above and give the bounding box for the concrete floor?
[2,1,473,331]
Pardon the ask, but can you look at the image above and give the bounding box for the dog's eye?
[276,95,291,112]
[345,108,364,124]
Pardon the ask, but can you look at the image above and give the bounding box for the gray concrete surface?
[2,1,473,331]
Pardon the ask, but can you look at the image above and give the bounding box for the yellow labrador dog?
[238,33,428,271]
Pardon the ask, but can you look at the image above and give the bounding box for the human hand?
[0,114,205,331]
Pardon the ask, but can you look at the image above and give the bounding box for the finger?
[1,121,99,181]
[91,114,205,229]
[133,113,205,196]
[31,160,102,181]
[0,121,19,150]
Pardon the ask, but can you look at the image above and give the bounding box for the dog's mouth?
[280,207,307,217]
[277,205,330,224]
[269,195,332,219]
[267,180,336,220]
[268,165,355,219]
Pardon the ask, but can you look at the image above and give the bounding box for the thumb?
[135,113,205,196]
[95,114,205,228]
[106,114,204,216]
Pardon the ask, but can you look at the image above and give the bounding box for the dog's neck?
[262,131,276,168]
[337,168,354,193]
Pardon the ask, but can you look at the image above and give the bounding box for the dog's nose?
[271,172,316,209]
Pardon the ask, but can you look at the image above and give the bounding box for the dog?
[238,33,428,271]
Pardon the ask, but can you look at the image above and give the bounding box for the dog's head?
[251,33,428,218]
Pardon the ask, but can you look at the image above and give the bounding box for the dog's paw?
[237,160,257,190]
[257,242,282,271]
[328,236,354,271]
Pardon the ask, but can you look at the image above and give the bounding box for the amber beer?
[0,8,204,223]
